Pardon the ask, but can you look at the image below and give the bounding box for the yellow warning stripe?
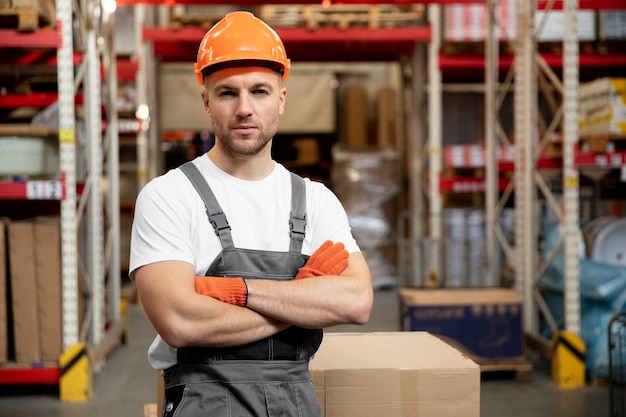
[555,334,585,362]
[60,345,88,377]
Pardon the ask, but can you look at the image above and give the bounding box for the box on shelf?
[598,10,626,40]
[399,287,524,361]
[8,221,41,363]
[0,218,8,363]
[34,218,62,362]
[579,77,626,137]
[443,0,516,42]
[7,217,62,363]
[534,10,596,42]
[310,332,480,417]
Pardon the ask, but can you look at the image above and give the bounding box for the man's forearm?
[244,253,373,329]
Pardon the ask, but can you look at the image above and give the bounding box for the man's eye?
[253,89,269,95]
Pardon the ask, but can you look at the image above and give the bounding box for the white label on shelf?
[27,180,62,200]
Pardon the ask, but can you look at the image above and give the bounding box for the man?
[130,10,373,417]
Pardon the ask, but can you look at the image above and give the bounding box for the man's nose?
[236,94,253,116]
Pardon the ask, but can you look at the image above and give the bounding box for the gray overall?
[161,161,324,417]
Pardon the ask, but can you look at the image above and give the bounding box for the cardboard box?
[7,218,63,363]
[34,218,62,361]
[309,332,480,417]
[0,218,8,363]
[579,77,626,137]
[8,221,41,363]
[399,288,524,361]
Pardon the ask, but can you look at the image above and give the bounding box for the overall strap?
[180,161,235,249]
[289,172,307,254]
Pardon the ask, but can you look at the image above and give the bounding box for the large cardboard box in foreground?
[309,332,480,417]
[399,288,524,361]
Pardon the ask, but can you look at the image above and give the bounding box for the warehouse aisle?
[0,288,611,417]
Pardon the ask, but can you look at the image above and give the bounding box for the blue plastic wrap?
[538,223,626,379]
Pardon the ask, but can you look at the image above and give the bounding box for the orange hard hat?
[194,11,291,85]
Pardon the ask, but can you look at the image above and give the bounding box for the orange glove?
[194,276,248,307]
[296,240,349,279]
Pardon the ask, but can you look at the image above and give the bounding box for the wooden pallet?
[442,165,486,179]
[169,11,224,30]
[260,4,425,30]
[476,357,534,381]
[580,134,626,153]
[0,6,38,30]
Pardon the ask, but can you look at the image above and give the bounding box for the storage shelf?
[0,181,85,200]
[442,151,626,193]
[118,0,483,6]
[117,0,626,9]
[146,26,432,62]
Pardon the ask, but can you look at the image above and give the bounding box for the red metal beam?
[144,26,430,43]
[439,52,626,70]
[0,28,60,48]
[119,0,483,7]
[538,0,626,10]
[146,25,431,61]
[0,366,60,385]
[0,92,58,108]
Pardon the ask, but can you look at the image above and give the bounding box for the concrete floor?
[0,288,612,417]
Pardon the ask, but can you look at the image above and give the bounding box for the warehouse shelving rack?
[0,0,126,399]
[437,0,626,382]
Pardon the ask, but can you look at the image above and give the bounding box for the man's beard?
[218,130,273,157]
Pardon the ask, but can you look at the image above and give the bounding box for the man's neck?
[206,147,275,181]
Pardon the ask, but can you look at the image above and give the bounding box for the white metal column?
[427,5,443,283]
[514,0,538,333]
[103,5,121,325]
[135,5,150,191]
[562,0,581,335]
[57,0,79,351]
[84,21,105,347]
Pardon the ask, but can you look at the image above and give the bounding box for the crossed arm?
[134,246,373,349]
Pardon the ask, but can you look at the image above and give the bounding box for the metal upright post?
[84,9,105,347]
[514,0,538,333]
[135,5,150,191]
[485,0,499,287]
[562,0,581,336]
[57,0,79,351]
[104,6,121,325]
[428,4,443,284]
[408,42,427,286]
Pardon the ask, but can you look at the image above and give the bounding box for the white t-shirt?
[129,154,359,369]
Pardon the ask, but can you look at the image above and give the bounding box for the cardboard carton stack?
[579,77,626,138]
[1,217,63,364]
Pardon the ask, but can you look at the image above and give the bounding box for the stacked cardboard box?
[579,77,626,137]
[5,217,62,363]
[0,219,8,363]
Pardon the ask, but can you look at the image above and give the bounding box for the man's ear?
[278,87,287,116]
[201,89,210,115]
